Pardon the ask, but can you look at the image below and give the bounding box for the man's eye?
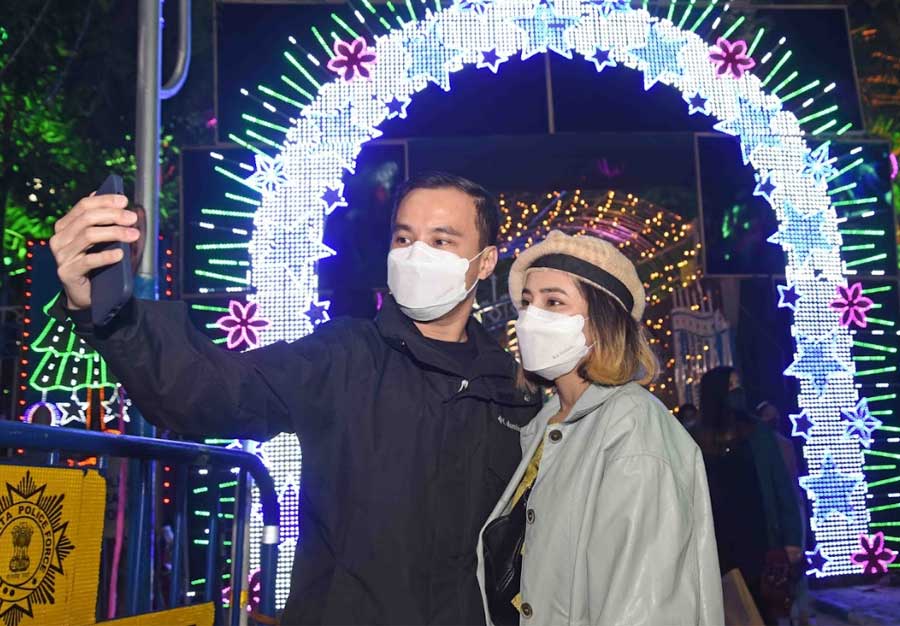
[434,239,450,247]
[520,300,531,308]
[395,236,410,245]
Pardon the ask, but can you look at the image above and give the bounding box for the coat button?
[523,392,532,402]
[549,429,563,442]
[522,603,533,618]
[527,509,535,524]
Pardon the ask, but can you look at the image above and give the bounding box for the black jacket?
[55,295,540,625]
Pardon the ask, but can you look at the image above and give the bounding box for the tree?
[0,1,214,286]
[0,2,129,277]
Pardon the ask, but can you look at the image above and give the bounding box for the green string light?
[797,104,838,126]
[194,269,249,285]
[747,27,765,57]
[760,50,792,88]
[720,15,746,41]
[283,51,322,89]
[224,192,260,206]
[227,132,266,158]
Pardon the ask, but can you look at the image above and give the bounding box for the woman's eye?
[520,300,531,308]
[548,299,563,307]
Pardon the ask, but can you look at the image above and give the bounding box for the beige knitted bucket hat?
[507,230,646,321]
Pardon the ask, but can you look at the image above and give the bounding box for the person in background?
[694,368,804,625]
[756,401,801,491]
[757,400,811,626]
[677,402,700,431]
[476,230,723,626]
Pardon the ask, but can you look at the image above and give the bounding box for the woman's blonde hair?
[577,280,659,386]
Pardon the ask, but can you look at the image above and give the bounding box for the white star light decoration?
[230,0,871,587]
[58,391,89,426]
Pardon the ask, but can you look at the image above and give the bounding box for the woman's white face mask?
[387,241,485,321]
[515,305,592,381]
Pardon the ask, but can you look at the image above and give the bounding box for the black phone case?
[89,174,134,326]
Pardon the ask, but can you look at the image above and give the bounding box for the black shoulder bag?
[482,484,532,626]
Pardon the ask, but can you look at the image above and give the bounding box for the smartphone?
[89,174,134,326]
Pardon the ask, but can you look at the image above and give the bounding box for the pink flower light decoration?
[830,282,874,328]
[327,37,377,81]
[851,532,897,575]
[216,300,270,350]
[709,38,756,79]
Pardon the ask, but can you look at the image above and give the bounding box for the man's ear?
[478,245,498,280]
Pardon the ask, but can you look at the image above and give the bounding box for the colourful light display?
[209,0,884,591]
[216,300,271,350]
[497,190,700,305]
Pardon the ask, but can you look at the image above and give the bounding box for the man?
[49,173,540,625]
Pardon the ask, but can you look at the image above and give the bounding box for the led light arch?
[225,0,873,598]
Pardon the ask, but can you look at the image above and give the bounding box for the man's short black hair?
[392,172,500,248]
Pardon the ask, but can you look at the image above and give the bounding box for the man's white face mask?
[515,305,592,381]
[387,241,485,322]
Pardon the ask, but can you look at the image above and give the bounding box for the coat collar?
[375,294,523,384]
[523,383,626,436]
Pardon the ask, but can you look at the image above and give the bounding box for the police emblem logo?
[0,471,73,626]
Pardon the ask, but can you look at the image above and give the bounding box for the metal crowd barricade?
[0,421,279,625]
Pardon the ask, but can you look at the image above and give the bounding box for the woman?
[476,231,723,626]
[695,368,804,625]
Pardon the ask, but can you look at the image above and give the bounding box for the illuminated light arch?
[228,0,870,599]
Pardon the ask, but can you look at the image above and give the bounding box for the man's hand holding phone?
[50,192,140,312]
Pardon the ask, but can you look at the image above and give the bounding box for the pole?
[135,0,162,303]
[130,0,191,614]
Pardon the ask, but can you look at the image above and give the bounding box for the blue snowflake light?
[841,399,882,449]
[245,153,287,194]
[803,143,839,187]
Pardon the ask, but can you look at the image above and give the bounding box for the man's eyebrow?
[393,223,413,232]
[432,225,463,237]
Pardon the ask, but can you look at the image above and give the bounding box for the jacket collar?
[375,295,521,383]
[524,383,625,436]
